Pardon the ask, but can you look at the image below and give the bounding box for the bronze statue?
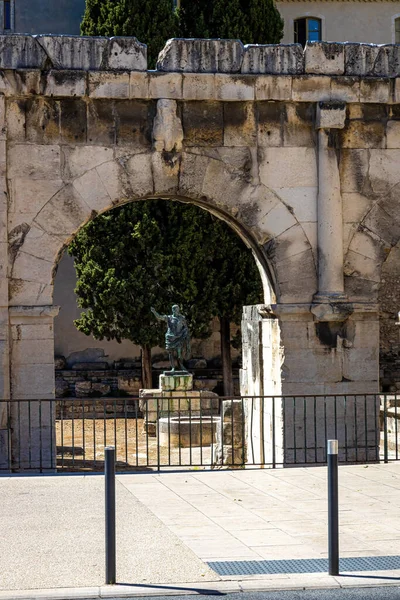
[151,305,191,374]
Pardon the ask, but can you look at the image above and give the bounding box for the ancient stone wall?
[1,35,399,467]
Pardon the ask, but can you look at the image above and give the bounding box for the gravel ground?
[56,418,214,471]
[0,475,219,590]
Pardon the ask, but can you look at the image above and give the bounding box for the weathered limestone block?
[153,99,183,152]
[182,101,223,147]
[11,363,55,400]
[149,73,182,99]
[339,149,369,193]
[36,35,147,71]
[194,378,218,391]
[369,150,400,194]
[17,226,64,265]
[124,153,154,198]
[151,151,180,195]
[157,39,244,73]
[11,423,56,470]
[9,178,64,218]
[118,375,141,395]
[182,73,216,101]
[213,399,247,467]
[62,146,114,179]
[305,42,344,75]
[386,121,400,149]
[88,72,130,99]
[72,362,108,370]
[34,185,91,237]
[215,74,254,101]
[255,75,292,101]
[316,101,346,129]
[37,35,108,70]
[0,430,9,470]
[107,37,147,71]
[72,168,112,211]
[44,70,87,97]
[114,101,155,150]
[130,72,149,99]
[359,79,390,104]
[160,373,193,392]
[345,43,400,77]
[0,35,47,69]
[12,252,52,286]
[0,70,42,97]
[283,103,315,147]
[8,145,60,180]
[75,381,111,397]
[292,75,331,102]
[242,44,303,75]
[330,77,360,103]
[55,377,69,398]
[259,147,317,189]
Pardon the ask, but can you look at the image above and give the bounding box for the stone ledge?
[0,36,399,78]
[0,34,147,71]
[9,305,60,319]
[0,69,397,104]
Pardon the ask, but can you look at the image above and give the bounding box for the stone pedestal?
[139,388,219,436]
[160,372,193,392]
[213,399,247,467]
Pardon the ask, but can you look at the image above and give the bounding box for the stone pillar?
[0,96,10,471]
[240,305,283,465]
[9,305,59,471]
[313,101,347,313]
[275,302,380,464]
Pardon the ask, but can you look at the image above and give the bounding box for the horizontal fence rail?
[0,394,398,472]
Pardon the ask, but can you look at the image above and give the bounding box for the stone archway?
[8,147,307,469]
[3,35,399,469]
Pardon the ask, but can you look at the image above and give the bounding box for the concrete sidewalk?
[1,463,400,598]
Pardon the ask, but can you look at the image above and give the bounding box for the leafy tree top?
[81,0,283,69]
[81,0,179,68]
[178,0,284,45]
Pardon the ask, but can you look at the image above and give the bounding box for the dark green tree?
[80,0,179,69]
[204,222,263,396]
[68,200,263,393]
[178,0,284,44]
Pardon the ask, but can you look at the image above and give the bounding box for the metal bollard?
[327,439,339,576]
[105,446,116,584]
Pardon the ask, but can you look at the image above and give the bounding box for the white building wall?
[277,1,398,44]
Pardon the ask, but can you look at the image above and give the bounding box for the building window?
[3,0,11,29]
[396,17,400,43]
[294,17,321,47]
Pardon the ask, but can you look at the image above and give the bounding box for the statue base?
[160,372,193,392]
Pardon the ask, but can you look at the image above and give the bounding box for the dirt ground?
[56,417,214,471]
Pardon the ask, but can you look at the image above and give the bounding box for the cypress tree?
[69,200,263,393]
[179,0,284,45]
[81,0,179,68]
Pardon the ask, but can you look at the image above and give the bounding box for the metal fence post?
[327,439,339,576]
[105,446,116,585]
[383,397,389,464]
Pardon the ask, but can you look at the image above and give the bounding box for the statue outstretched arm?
[151,307,167,322]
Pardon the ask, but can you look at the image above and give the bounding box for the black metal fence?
[0,394,398,472]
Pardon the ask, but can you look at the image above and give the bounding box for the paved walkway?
[1,463,400,598]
